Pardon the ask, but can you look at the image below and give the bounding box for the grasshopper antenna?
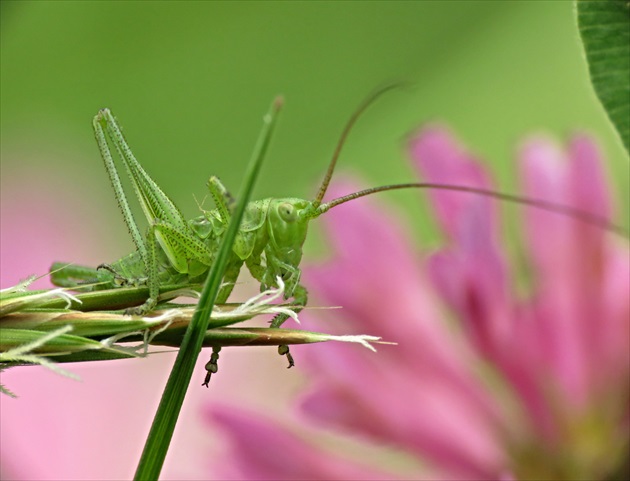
[307,84,625,236]
[312,82,405,208]
[315,182,627,236]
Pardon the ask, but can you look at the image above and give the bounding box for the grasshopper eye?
[278,202,297,222]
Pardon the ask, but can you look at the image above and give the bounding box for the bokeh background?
[1,1,628,480]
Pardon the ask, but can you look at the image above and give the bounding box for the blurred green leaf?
[134,98,282,481]
[577,0,630,155]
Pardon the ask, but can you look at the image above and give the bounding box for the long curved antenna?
[314,182,626,236]
[312,83,404,207]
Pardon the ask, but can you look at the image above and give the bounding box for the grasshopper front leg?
[202,346,221,387]
[271,283,308,368]
[254,253,308,368]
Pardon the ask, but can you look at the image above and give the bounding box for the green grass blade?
[36,284,203,312]
[133,97,283,481]
[577,0,630,155]
[0,327,131,355]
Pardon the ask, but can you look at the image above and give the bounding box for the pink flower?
[208,127,629,480]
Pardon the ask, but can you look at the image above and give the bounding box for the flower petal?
[518,135,623,407]
[408,125,496,239]
[303,178,508,478]
[298,342,507,480]
[207,406,403,480]
[409,127,512,358]
[307,180,454,365]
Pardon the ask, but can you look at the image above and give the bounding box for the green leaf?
[133,98,283,481]
[577,0,630,155]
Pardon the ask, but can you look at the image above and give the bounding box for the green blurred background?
[2,0,628,260]
[1,2,629,479]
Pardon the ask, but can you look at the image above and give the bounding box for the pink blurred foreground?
[208,127,630,480]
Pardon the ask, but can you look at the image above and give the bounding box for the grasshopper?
[51,85,623,385]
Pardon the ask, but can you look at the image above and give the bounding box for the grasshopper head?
[267,198,312,251]
[263,198,312,292]
[264,198,314,290]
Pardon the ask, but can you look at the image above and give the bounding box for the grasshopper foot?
[278,344,295,368]
[123,297,157,316]
[202,347,221,387]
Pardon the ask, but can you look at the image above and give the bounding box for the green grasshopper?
[51,85,623,385]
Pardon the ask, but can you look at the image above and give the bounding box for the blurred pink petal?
[0,170,100,290]
[411,127,511,358]
[519,135,630,410]
[305,181,502,431]
[207,406,403,480]
[298,343,506,479]
[208,126,628,481]
[408,125,497,239]
[0,169,168,479]
[292,180,509,479]
[309,181,467,362]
